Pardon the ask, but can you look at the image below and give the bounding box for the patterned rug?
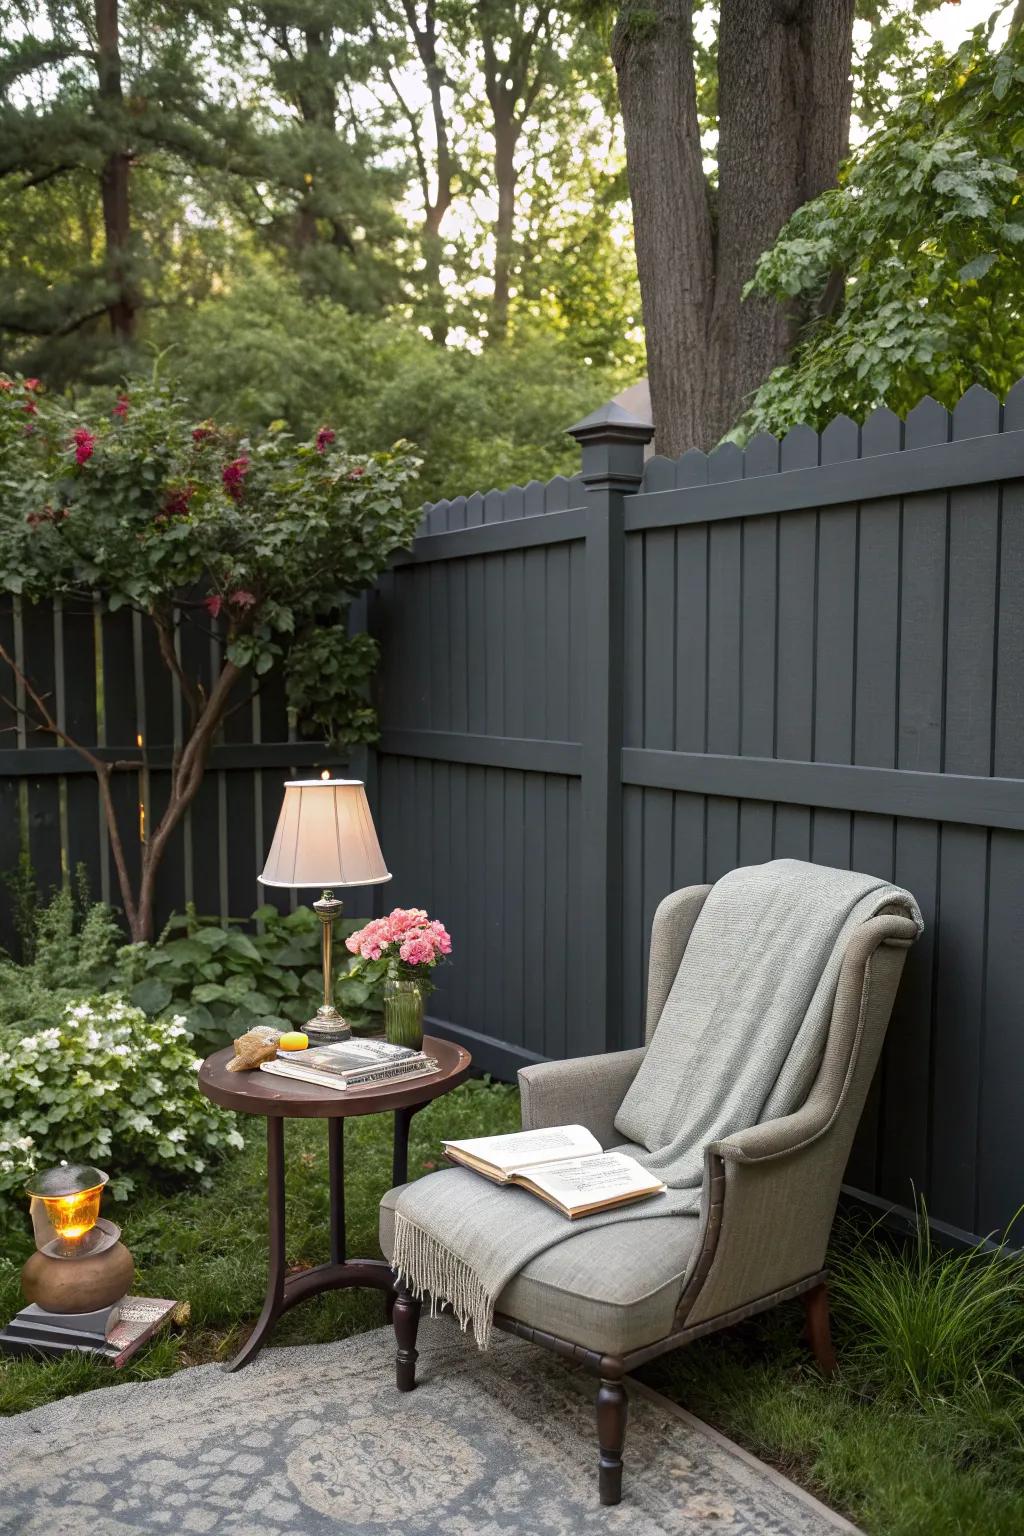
[0,1322,856,1535]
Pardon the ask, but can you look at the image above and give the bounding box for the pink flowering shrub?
[339,907,452,1022]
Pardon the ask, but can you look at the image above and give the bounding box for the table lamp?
[259,776,391,1042]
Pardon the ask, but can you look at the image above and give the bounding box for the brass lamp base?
[307,889,351,1042]
[304,1004,351,1044]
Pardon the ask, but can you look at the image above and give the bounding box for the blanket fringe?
[393,1211,496,1350]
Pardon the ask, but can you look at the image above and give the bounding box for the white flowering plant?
[0,994,243,1211]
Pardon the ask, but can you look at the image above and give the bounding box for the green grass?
[638,1214,1024,1536]
[4,1092,1023,1536]
[0,1077,519,1416]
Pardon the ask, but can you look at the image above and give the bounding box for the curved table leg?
[224,1116,286,1373]
[329,1117,345,1265]
[392,1104,414,1188]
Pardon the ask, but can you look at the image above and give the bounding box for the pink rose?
[399,934,434,966]
[159,485,195,522]
[315,426,336,453]
[73,428,96,465]
[112,394,129,419]
[204,594,222,619]
[222,456,249,500]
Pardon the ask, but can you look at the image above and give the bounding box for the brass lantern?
[0,1164,135,1359]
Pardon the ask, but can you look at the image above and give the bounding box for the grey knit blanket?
[392,860,923,1347]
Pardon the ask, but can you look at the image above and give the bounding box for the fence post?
[567,403,654,1052]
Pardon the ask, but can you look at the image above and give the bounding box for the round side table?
[198,1035,472,1371]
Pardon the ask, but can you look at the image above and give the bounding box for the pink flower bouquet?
[343,907,452,997]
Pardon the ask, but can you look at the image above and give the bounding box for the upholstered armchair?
[379,883,918,1505]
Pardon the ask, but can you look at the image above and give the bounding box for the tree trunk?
[613,0,855,455]
[705,0,854,443]
[294,26,334,252]
[127,657,242,941]
[403,0,453,344]
[94,0,136,342]
[612,0,713,455]
[489,104,518,343]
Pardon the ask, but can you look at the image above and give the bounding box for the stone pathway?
[0,1322,857,1535]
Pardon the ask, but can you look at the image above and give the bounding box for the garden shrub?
[0,873,125,1033]
[114,904,379,1052]
[0,995,243,1214]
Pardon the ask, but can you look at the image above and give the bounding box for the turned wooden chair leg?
[393,1288,421,1392]
[596,1378,628,1505]
[802,1280,837,1378]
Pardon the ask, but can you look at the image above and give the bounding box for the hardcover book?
[106,1297,178,1367]
[260,1038,440,1091]
[442,1124,666,1218]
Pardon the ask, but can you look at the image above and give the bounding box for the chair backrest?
[645,881,917,1141]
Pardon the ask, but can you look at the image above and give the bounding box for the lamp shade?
[258,779,392,890]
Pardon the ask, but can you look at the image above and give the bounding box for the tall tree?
[370,0,458,342]
[241,3,406,305]
[95,0,135,342]
[0,0,233,376]
[612,0,856,453]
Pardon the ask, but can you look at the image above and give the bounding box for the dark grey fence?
[0,599,348,943]
[1,380,1022,1244]
[370,381,1024,1244]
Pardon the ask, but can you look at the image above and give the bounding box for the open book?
[442,1124,666,1219]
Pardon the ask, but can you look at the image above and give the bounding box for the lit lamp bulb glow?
[27,1167,110,1258]
[46,1187,104,1242]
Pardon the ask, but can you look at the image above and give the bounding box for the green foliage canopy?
[742,16,1024,434]
[149,271,625,500]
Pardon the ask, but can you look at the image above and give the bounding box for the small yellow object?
[278,1032,309,1051]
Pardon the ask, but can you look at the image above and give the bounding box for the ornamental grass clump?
[0,995,243,1214]
[831,1202,1024,1408]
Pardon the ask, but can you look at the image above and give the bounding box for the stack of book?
[260,1037,440,1091]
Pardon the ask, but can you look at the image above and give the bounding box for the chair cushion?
[380,1185,698,1356]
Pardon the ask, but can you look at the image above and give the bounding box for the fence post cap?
[566,401,655,445]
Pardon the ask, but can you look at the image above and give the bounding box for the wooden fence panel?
[2,381,1023,1243]
[0,599,337,951]
[613,383,1024,1239]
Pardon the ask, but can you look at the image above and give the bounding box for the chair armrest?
[677,922,915,1328]
[678,1137,839,1327]
[518,1048,646,1144]
[711,1105,831,1166]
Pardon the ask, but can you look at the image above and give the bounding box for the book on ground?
[107,1297,178,1368]
[442,1123,666,1218]
[261,1037,440,1091]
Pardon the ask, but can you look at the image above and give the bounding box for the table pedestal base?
[225,1106,416,1372]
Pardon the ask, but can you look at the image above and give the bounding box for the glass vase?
[383,976,424,1051]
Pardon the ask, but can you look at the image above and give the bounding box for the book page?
[443,1124,601,1176]
[521,1152,665,1213]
